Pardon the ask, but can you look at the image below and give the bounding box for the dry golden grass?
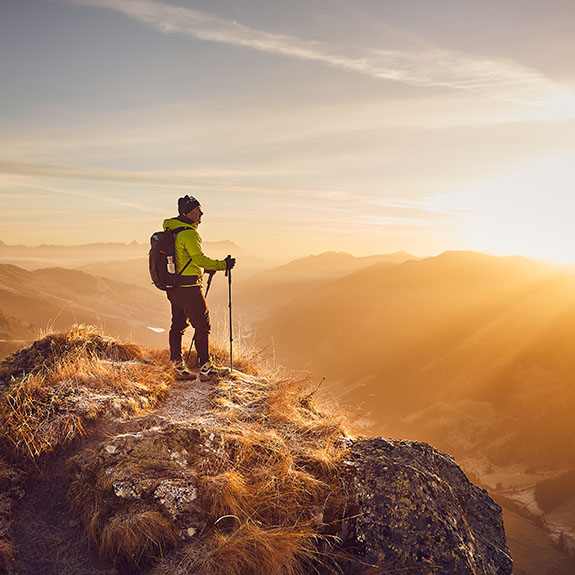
[100,510,179,570]
[1,325,361,574]
[203,470,250,520]
[0,325,171,460]
[67,471,102,541]
[191,522,322,575]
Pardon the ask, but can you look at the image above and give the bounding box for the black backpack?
[149,227,192,290]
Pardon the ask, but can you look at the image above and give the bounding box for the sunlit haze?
[2,0,575,263]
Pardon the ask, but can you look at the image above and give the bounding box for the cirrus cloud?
[69,0,575,115]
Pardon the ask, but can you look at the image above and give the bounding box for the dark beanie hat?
[178,195,201,215]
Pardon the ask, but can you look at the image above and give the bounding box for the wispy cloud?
[71,0,575,112]
[15,182,162,214]
[361,215,437,227]
[1,160,444,222]
[0,159,352,202]
[375,197,471,217]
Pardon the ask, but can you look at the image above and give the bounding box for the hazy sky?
[2,0,575,261]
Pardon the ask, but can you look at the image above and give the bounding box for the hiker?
[163,195,236,379]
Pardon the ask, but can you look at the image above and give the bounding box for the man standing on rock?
[163,195,236,380]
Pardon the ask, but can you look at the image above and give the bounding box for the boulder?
[344,438,513,574]
[67,421,228,569]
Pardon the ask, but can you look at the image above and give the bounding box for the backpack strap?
[171,226,194,277]
[179,258,193,276]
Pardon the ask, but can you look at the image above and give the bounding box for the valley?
[2,243,574,573]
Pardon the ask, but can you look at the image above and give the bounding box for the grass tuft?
[188,522,321,575]
[204,470,250,521]
[0,325,171,461]
[100,509,179,570]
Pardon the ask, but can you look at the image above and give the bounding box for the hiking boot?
[199,359,230,380]
[172,361,195,380]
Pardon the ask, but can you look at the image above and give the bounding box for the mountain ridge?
[0,263,168,352]
[0,327,512,575]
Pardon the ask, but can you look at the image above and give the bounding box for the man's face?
[187,206,203,224]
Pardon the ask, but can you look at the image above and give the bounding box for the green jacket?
[163,217,227,287]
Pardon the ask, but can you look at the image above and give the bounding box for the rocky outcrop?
[67,421,226,569]
[65,426,514,575]
[344,438,513,574]
[0,328,513,575]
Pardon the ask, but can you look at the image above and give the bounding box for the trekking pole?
[225,256,233,371]
[204,270,216,297]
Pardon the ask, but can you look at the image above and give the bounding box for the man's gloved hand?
[225,255,236,270]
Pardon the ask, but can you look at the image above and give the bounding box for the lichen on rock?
[343,437,513,575]
[68,422,224,558]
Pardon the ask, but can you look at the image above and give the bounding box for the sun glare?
[436,153,575,264]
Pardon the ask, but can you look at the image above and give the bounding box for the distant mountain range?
[0,248,419,360]
[77,253,273,290]
[272,250,416,275]
[0,239,243,269]
[231,250,417,321]
[255,251,575,468]
[0,264,169,352]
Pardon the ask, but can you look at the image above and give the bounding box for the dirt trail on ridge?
[11,447,116,575]
[11,375,212,575]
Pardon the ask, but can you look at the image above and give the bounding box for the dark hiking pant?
[167,286,211,366]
